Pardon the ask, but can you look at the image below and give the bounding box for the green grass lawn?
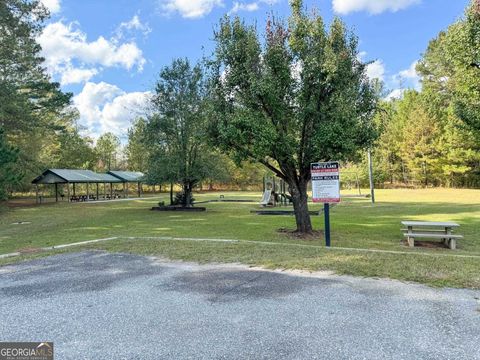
[1,189,479,288]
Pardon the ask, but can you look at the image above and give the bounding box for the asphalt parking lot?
[0,251,479,359]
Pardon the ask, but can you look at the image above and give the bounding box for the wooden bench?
[401,221,463,249]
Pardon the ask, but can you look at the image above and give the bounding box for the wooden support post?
[73,183,76,196]
[35,184,39,204]
[55,183,58,202]
[138,182,141,197]
[110,183,113,199]
[104,183,107,200]
[86,183,90,201]
[67,183,70,202]
[123,182,127,198]
[96,183,99,201]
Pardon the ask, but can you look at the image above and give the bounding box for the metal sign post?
[311,162,340,247]
[324,203,331,247]
[367,149,375,204]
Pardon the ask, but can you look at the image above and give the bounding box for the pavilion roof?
[107,171,144,182]
[32,169,122,184]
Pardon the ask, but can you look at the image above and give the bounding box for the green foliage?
[52,128,97,169]
[172,191,195,206]
[144,58,220,205]
[0,128,20,200]
[126,118,149,172]
[455,0,480,133]
[368,92,480,188]
[0,0,77,193]
[417,0,480,137]
[220,158,268,190]
[0,0,72,134]
[367,0,480,188]
[95,132,120,171]
[208,1,378,232]
[398,92,442,186]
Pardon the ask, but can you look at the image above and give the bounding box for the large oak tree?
[208,0,378,233]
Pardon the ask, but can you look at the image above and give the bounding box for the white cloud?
[397,61,420,82]
[60,67,98,85]
[160,0,224,18]
[386,61,421,100]
[159,0,278,18]
[385,88,406,101]
[73,82,151,138]
[39,21,145,71]
[358,52,385,82]
[366,60,385,81]
[37,21,146,85]
[102,92,152,135]
[229,2,259,14]
[115,15,152,40]
[39,0,61,14]
[332,0,420,15]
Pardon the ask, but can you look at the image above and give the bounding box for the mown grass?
[0,189,479,288]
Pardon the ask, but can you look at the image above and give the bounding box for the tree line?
[367,1,480,188]
[0,0,138,198]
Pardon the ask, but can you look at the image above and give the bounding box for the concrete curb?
[125,236,480,259]
[0,237,118,260]
[2,235,480,260]
[42,237,119,250]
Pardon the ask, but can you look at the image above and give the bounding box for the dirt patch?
[277,228,324,240]
[402,239,449,249]
[6,200,56,208]
[151,206,206,212]
[17,247,43,254]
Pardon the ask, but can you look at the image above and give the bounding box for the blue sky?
[37,0,470,140]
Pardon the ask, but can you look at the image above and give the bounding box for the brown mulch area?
[6,199,57,208]
[277,228,324,240]
[402,239,449,249]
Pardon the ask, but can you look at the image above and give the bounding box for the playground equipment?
[260,177,292,207]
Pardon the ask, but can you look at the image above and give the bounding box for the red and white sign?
[311,162,340,203]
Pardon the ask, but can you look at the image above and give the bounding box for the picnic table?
[401,221,463,250]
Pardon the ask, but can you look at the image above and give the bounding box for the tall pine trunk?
[289,179,313,233]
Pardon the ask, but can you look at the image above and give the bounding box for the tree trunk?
[170,182,174,205]
[183,182,193,207]
[288,179,313,234]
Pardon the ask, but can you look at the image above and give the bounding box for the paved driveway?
[0,251,479,359]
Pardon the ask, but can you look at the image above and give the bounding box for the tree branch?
[259,159,286,180]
